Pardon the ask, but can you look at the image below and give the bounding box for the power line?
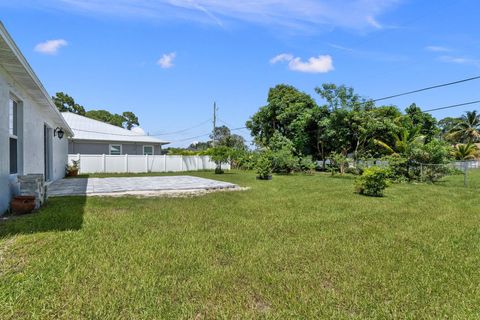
[169,133,211,143]
[371,75,480,102]
[423,100,480,113]
[149,118,212,136]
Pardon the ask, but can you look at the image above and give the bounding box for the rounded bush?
[355,167,389,197]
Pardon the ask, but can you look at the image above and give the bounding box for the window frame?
[143,145,154,156]
[9,97,19,174]
[109,144,122,155]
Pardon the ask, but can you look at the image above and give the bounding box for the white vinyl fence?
[68,154,230,174]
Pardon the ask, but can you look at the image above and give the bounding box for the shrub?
[255,151,273,180]
[355,167,389,197]
[298,156,317,174]
[328,152,348,175]
[270,148,298,174]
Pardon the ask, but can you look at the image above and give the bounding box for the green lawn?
[1,170,480,319]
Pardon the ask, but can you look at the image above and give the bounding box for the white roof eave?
[0,21,73,136]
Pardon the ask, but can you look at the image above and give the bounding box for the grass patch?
[1,170,480,318]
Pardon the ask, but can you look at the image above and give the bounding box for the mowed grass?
[1,170,480,319]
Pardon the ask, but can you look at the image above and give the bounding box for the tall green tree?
[211,125,247,150]
[122,111,139,130]
[447,111,480,143]
[246,84,319,155]
[52,92,86,115]
[402,103,438,141]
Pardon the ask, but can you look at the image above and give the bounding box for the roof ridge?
[62,111,142,135]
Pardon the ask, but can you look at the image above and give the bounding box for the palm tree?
[447,111,480,143]
[373,127,424,155]
[451,142,480,160]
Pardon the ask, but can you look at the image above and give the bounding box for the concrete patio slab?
[48,176,239,197]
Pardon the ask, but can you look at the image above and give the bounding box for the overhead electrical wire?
[423,100,480,113]
[370,75,480,103]
[149,118,212,136]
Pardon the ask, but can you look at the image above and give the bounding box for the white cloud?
[438,55,480,67]
[23,0,401,32]
[157,52,176,68]
[34,39,68,55]
[271,53,334,73]
[425,46,451,52]
[366,16,383,29]
[270,53,294,64]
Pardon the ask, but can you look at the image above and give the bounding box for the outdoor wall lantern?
[54,127,65,139]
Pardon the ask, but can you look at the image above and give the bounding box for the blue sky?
[1,0,480,147]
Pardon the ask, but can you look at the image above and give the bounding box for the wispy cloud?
[425,45,451,52]
[269,53,294,64]
[328,43,407,62]
[157,52,176,68]
[34,39,68,55]
[271,53,334,73]
[438,55,480,68]
[23,0,401,32]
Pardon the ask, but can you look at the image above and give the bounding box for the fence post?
[102,154,106,173]
[195,155,199,171]
[464,161,468,187]
[77,153,81,174]
[125,154,129,173]
[145,154,149,173]
[180,155,183,171]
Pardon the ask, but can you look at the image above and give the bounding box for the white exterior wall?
[0,66,68,214]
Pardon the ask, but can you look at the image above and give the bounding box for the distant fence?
[68,154,230,174]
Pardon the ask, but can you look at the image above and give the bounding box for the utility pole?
[212,102,218,147]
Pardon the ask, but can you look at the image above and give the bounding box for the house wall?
[69,141,162,155]
[0,66,68,214]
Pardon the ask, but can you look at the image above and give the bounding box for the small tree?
[328,152,348,175]
[355,167,389,197]
[255,150,273,180]
[208,146,232,174]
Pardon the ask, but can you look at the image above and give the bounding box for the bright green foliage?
[355,166,390,197]
[246,84,319,155]
[1,171,480,318]
[298,156,317,174]
[211,126,247,150]
[447,111,480,143]
[409,138,452,164]
[166,148,207,156]
[403,103,439,141]
[207,146,232,173]
[451,143,480,160]
[374,126,424,156]
[328,152,348,175]
[255,150,273,179]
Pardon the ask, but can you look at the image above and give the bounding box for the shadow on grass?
[0,196,86,238]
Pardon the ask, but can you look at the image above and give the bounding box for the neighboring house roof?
[0,22,73,135]
[62,112,169,145]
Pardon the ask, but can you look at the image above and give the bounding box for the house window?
[9,98,18,174]
[109,144,122,155]
[143,145,154,155]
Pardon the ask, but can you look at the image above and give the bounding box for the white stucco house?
[62,112,169,156]
[0,22,73,214]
